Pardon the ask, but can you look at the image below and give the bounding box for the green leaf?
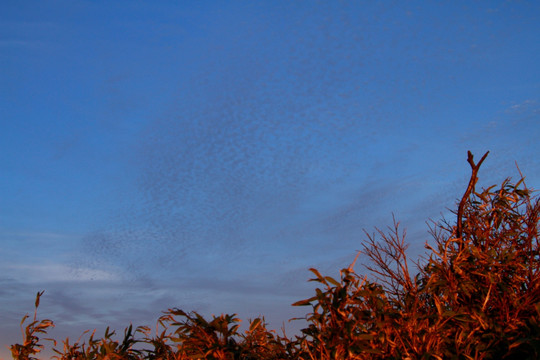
[309,268,326,283]
[35,291,44,309]
[292,296,318,306]
[325,276,341,287]
[249,318,261,331]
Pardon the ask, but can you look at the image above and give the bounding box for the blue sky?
[1,1,540,357]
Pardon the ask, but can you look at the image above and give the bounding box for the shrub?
[293,151,540,359]
[11,152,540,359]
[10,291,55,360]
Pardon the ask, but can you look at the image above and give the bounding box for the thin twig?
[456,151,489,241]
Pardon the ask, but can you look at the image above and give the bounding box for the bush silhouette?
[11,151,540,359]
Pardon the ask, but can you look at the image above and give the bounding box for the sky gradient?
[1,1,540,357]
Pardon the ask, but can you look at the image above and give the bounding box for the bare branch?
[456,151,489,240]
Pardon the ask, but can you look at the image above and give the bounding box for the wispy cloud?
[2,263,120,282]
[507,99,539,113]
[0,39,47,48]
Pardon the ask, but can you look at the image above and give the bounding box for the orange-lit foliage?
[11,152,540,359]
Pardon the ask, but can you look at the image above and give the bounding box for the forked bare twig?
[456,151,489,241]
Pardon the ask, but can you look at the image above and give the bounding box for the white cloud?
[508,99,538,112]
